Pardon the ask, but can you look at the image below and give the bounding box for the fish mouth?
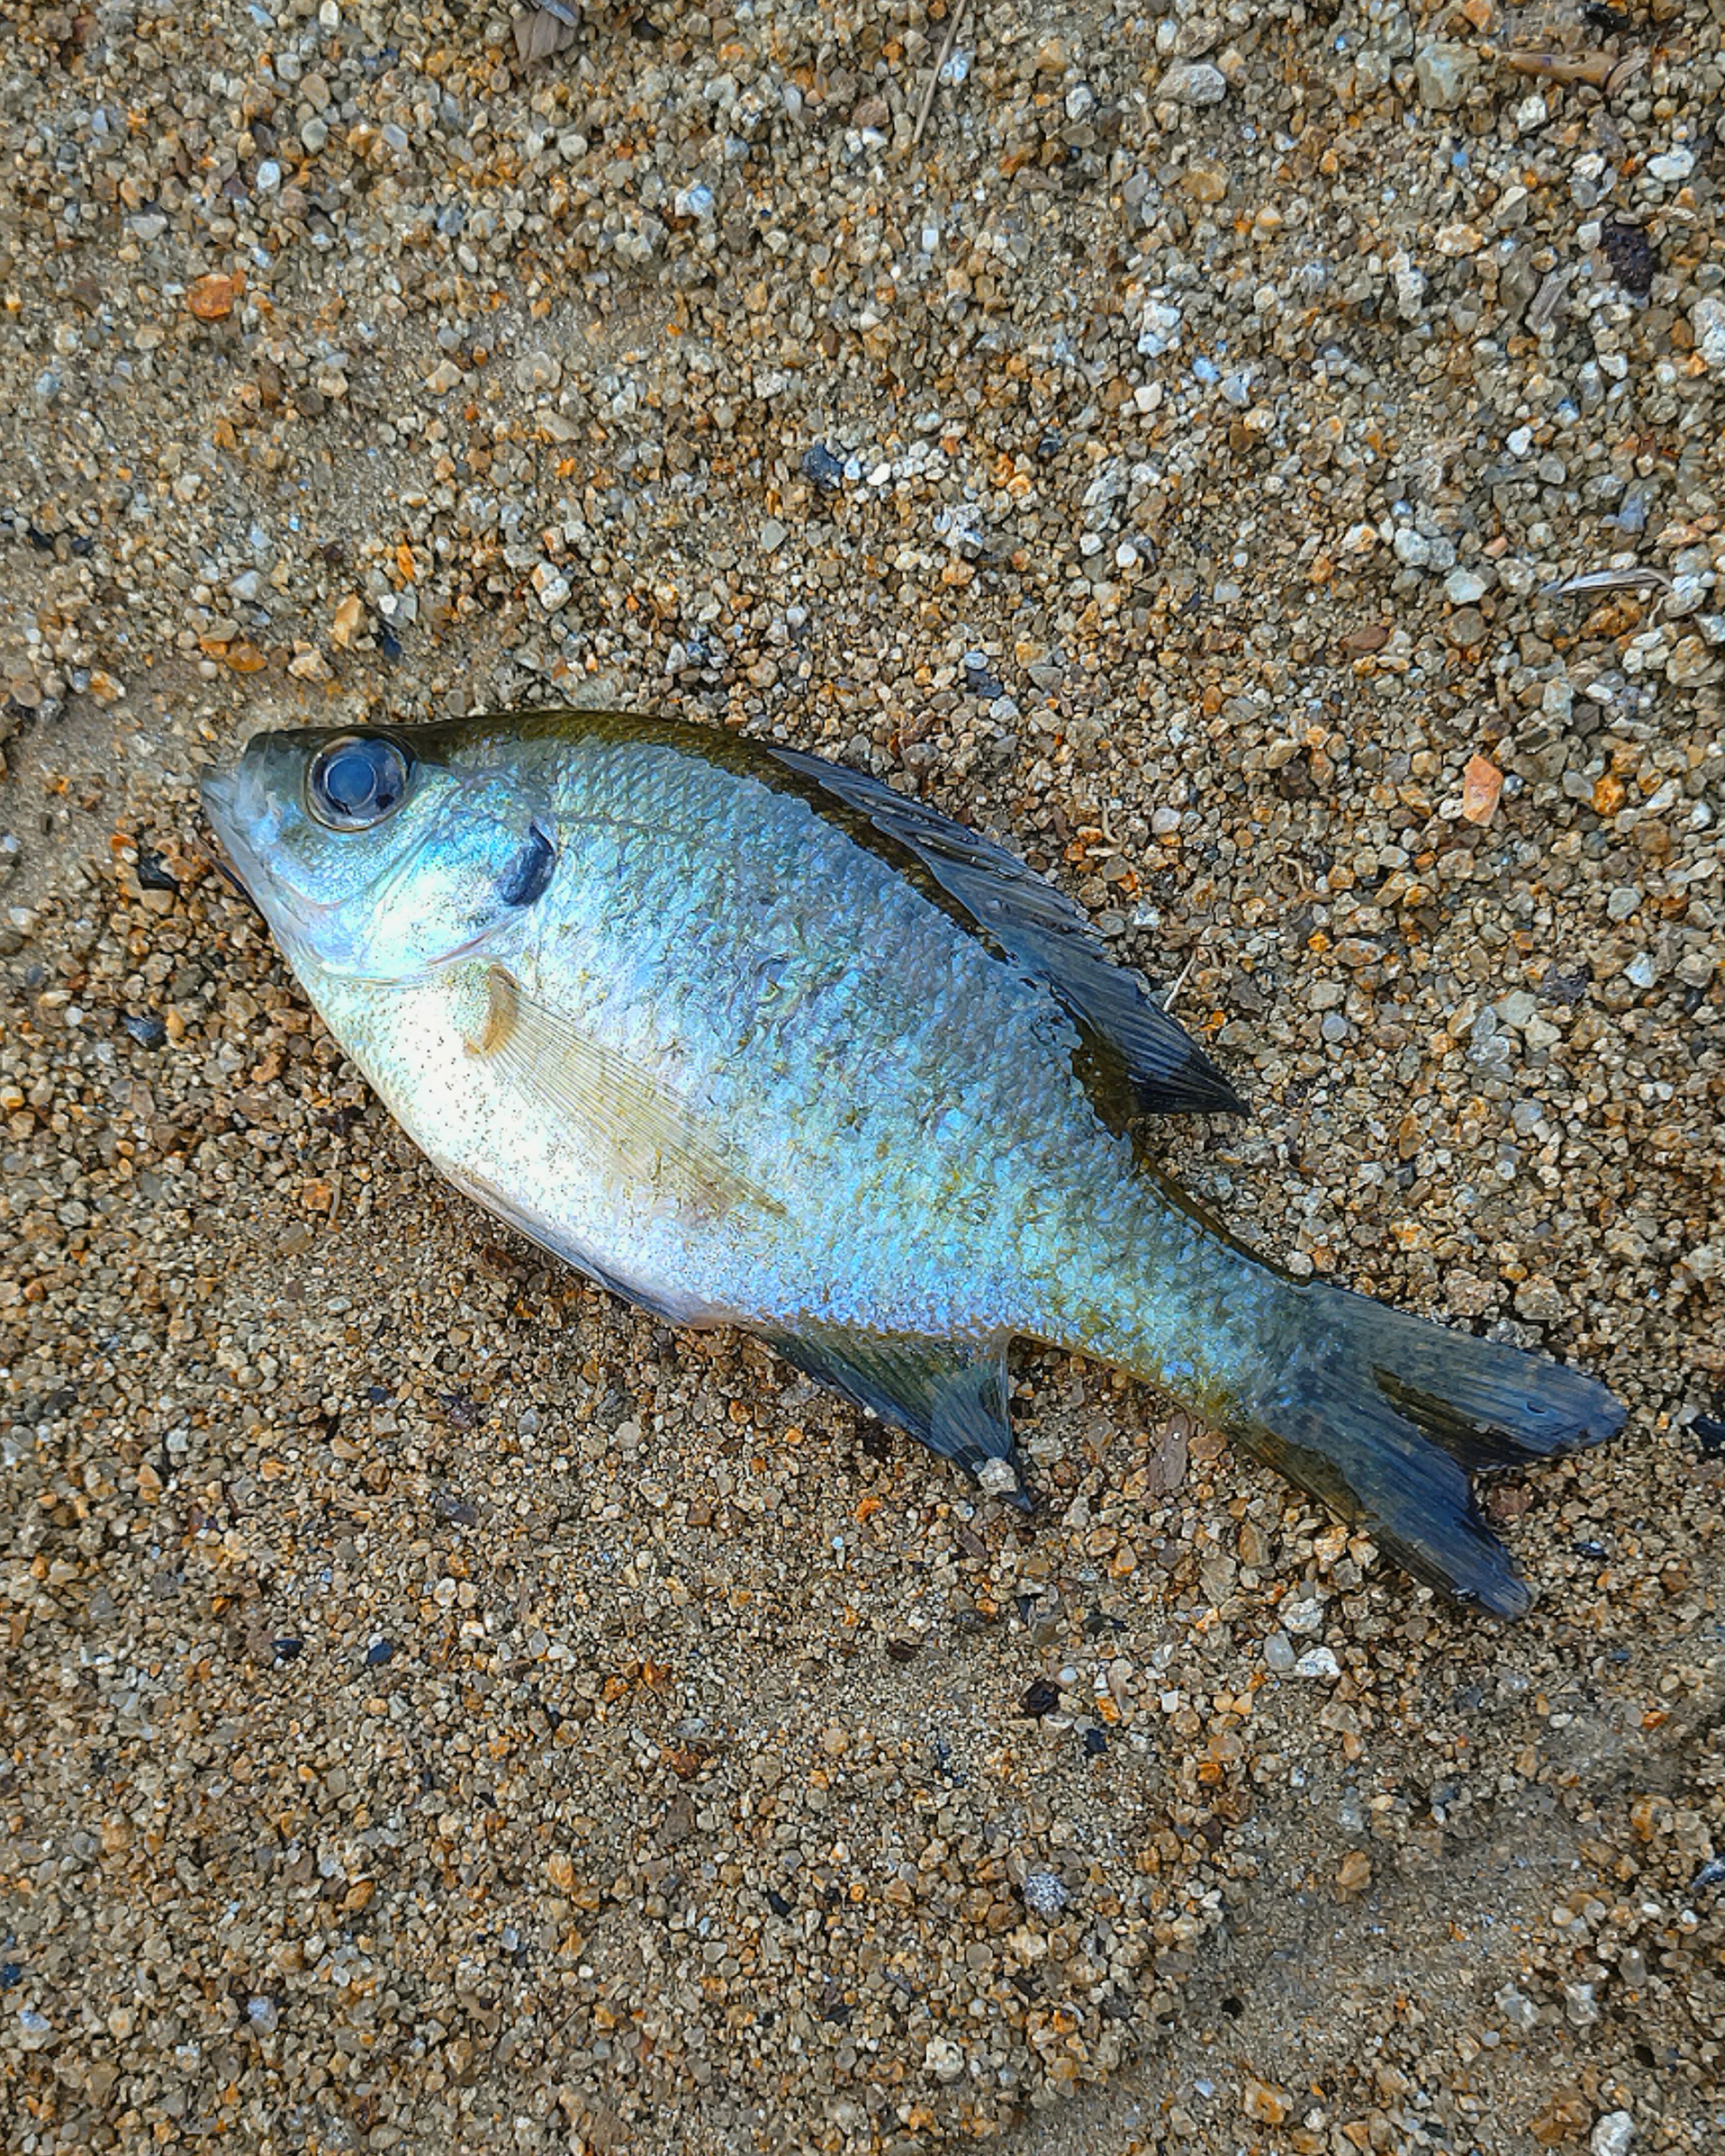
[197,769,274,922]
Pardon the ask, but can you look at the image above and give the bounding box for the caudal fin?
[1236,1284,1623,1618]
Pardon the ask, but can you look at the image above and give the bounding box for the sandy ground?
[2,1,1722,2152]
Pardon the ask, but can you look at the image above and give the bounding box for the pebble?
[1021,1872,1070,1918]
[1693,297,1725,370]
[1415,43,1477,111]
[1460,755,1504,826]
[1159,62,1227,107]
[1180,159,1229,205]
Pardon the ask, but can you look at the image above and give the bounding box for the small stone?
[1591,2115,1634,2156]
[1461,754,1504,825]
[187,272,238,320]
[1564,1981,1600,2030]
[1415,42,1476,109]
[977,1457,1019,1499]
[1495,990,1537,1028]
[1336,1849,1372,1893]
[1693,296,1725,370]
[1436,222,1484,256]
[425,358,464,395]
[1180,159,1229,204]
[1159,62,1227,106]
[1446,567,1487,605]
[1645,149,1694,186]
[1022,1871,1068,1917]
[531,564,571,611]
[1293,1646,1340,1679]
[760,518,787,554]
[924,2037,964,2085]
[330,593,364,649]
[801,443,845,493]
[1534,2091,1593,2145]
[1514,1277,1567,1323]
[1666,636,1723,687]
[1282,1595,1324,1635]
[514,350,562,392]
[1262,1631,1295,1672]
[1241,2078,1292,2126]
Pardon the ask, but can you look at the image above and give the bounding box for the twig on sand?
[911,0,971,150]
[1161,945,1201,1016]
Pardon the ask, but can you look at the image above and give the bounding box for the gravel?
[1,1,1721,2152]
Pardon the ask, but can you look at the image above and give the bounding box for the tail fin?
[1236,1284,1623,1618]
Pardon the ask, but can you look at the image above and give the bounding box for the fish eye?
[306,735,411,831]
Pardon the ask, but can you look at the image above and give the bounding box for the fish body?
[202,710,1622,1615]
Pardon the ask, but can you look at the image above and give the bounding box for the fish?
[199,709,1624,1618]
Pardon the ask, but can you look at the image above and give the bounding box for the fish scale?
[202,707,1625,1616]
[511,732,1129,1340]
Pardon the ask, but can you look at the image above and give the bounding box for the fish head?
[199,723,557,984]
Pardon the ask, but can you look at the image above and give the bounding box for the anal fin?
[766,1325,1030,1509]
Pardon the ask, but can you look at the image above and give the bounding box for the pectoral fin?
[768,1325,1029,1508]
[460,963,782,1223]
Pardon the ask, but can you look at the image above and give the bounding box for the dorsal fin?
[762,746,1244,1121]
[424,709,1245,1122]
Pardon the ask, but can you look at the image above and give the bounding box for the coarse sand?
[1,3,1721,2152]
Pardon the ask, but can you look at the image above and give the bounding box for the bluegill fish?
[200,711,1622,1617]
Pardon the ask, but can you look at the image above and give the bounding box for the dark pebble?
[800,442,845,492]
[122,1012,167,1049]
[1022,1676,1061,1718]
[134,843,181,893]
[1601,221,1656,298]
